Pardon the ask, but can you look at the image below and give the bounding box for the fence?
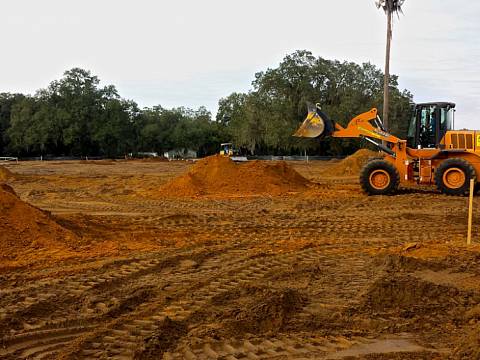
[247,155,345,161]
[0,156,18,163]
[6,155,345,162]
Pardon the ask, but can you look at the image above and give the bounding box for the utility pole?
[383,7,392,132]
[376,0,405,132]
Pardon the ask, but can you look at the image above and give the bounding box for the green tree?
[93,99,140,157]
[218,50,412,155]
[8,68,142,157]
[8,96,39,154]
[3,59,413,158]
[0,93,25,155]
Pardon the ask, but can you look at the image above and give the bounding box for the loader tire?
[434,158,477,196]
[360,159,400,196]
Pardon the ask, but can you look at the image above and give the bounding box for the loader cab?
[220,143,234,156]
[407,102,455,149]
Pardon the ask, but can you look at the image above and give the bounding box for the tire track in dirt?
[0,245,258,359]
[295,254,372,319]
[168,334,432,360]
[167,335,371,359]
[73,248,322,359]
[0,326,97,359]
[172,252,376,360]
[1,242,219,311]
[0,256,169,327]
[0,254,177,358]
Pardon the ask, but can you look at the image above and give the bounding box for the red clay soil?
[0,165,15,182]
[154,155,311,198]
[322,149,379,176]
[0,184,77,267]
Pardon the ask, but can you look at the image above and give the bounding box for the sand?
[322,149,379,176]
[0,165,15,182]
[0,184,77,265]
[154,155,311,197]
[0,159,478,359]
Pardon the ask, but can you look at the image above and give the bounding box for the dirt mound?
[377,254,443,274]
[209,286,306,336]
[229,288,306,334]
[0,165,15,181]
[154,155,311,197]
[0,184,77,266]
[0,183,16,195]
[361,275,470,316]
[323,149,379,176]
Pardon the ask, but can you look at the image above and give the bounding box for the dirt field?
[1,157,480,359]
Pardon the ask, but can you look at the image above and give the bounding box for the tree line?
[0,69,223,158]
[0,51,412,158]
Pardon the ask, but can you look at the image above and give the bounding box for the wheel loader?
[220,143,234,156]
[294,102,480,196]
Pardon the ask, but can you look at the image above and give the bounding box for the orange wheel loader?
[294,102,480,196]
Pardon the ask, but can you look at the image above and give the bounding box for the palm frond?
[375,0,405,15]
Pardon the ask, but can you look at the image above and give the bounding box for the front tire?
[360,160,400,196]
[434,158,476,196]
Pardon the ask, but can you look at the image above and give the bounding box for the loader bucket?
[293,104,334,138]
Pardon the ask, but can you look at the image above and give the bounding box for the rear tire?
[360,160,400,196]
[434,158,476,196]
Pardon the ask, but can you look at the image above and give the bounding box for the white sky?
[1,0,479,129]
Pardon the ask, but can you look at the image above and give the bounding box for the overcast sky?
[1,0,479,129]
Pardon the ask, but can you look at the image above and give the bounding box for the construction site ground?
[1,158,480,359]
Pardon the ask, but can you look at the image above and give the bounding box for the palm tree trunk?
[383,9,392,132]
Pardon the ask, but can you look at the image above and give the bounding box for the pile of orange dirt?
[152,155,311,197]
[0,184,78,267]
[0,165,15,182]
[322,149,379,176]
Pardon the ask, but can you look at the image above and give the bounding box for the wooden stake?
[467,179,475,246]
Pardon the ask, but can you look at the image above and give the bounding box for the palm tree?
[376,0,405,132]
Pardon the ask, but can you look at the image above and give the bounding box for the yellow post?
[467,179,475,246]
